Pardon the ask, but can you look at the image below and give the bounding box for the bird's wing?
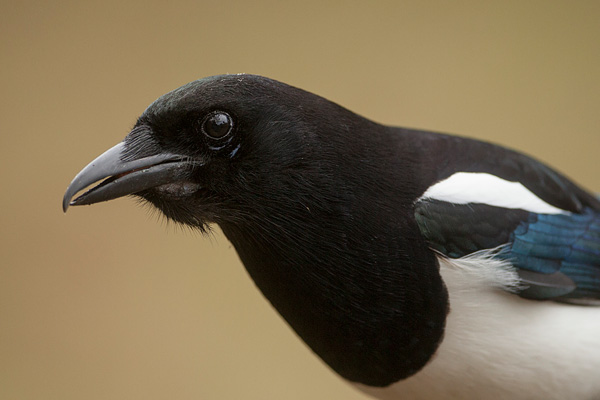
[410,134,600,303]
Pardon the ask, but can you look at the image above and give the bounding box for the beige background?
[2,1,599,399]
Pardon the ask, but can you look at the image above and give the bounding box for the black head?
[63,75,372,228]
[63,74,391,230]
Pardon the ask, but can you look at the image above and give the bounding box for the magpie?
[63,74,600,400]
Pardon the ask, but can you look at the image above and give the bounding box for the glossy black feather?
[66,74,600,387]
[134,75,450,385]
[415,200,530,257]
[132,75,600,382]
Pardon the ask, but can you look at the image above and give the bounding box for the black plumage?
[415,200,530,257]
[63,74,600,394]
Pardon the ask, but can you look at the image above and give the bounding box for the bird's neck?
[220,208,448,387]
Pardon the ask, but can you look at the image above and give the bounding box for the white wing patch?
[419,172,568,215]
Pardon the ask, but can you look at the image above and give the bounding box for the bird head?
[63,74,360,230]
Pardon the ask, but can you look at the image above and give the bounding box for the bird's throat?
[221,218,449,387]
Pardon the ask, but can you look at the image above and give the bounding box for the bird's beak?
[63,141,193,212]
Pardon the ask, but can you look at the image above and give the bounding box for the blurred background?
[2,1,599,399]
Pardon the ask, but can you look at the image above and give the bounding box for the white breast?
[354,253,600,400]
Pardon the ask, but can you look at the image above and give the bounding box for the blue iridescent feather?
[415,199,600,302]
[505,209,600,300]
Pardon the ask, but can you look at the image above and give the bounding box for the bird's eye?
[201,111,233,139]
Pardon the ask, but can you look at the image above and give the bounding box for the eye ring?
[201,111,233,139]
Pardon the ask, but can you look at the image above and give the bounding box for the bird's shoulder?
[394,128,600,303]
[394,128,600,213]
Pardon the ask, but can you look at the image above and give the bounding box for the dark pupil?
[205,113,231,138]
